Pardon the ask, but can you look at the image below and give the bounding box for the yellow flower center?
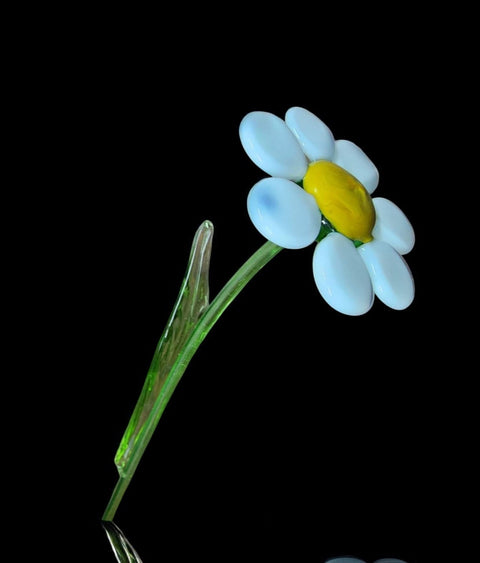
[303,160,375,243]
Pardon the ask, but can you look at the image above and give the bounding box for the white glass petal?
[372,197,415,255]
[358,239,415,310]
[325,558,366,563]
[285,106,335,162]
[332,139,379,194]
[247,177,321,249]
[239,111,308,181]
[312,232,373,316]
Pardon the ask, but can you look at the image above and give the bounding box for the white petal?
[285,106,335,162]
[372,197,415,255]
[358,239,415,310]
[247,177,321,249]
[312,232,373,316]
[325,558,366,563]
[332,139,379,194]
[239,111,308,181]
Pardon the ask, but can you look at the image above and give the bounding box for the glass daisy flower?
[239,106,415,316]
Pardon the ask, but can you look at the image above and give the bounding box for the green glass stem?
[103,224,282,521]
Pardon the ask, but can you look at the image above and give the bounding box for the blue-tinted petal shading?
[247,177,321,249]
[239,111,308,181]
[285,106,335,162]
[332,139,379,194]
[325,558,367,563]
[312,232,374,316]
[358,239,415,310]
[372,197,415,255]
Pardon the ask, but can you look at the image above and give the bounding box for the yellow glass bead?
[303,160,376,243]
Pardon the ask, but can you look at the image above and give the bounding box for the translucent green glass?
[103,221,282,522]
[115,220,214,476]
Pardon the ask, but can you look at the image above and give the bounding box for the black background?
[20,5,472,563]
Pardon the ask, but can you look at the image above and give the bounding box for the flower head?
[239,106,415,316]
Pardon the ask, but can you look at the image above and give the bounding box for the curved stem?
[103,239,282,521]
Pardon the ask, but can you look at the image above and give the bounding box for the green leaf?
[114,220,214,476]
[103,225,282,523]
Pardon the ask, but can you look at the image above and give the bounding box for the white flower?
[239,107,415,316]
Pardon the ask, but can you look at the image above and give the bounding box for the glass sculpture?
[102,107,415,562]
